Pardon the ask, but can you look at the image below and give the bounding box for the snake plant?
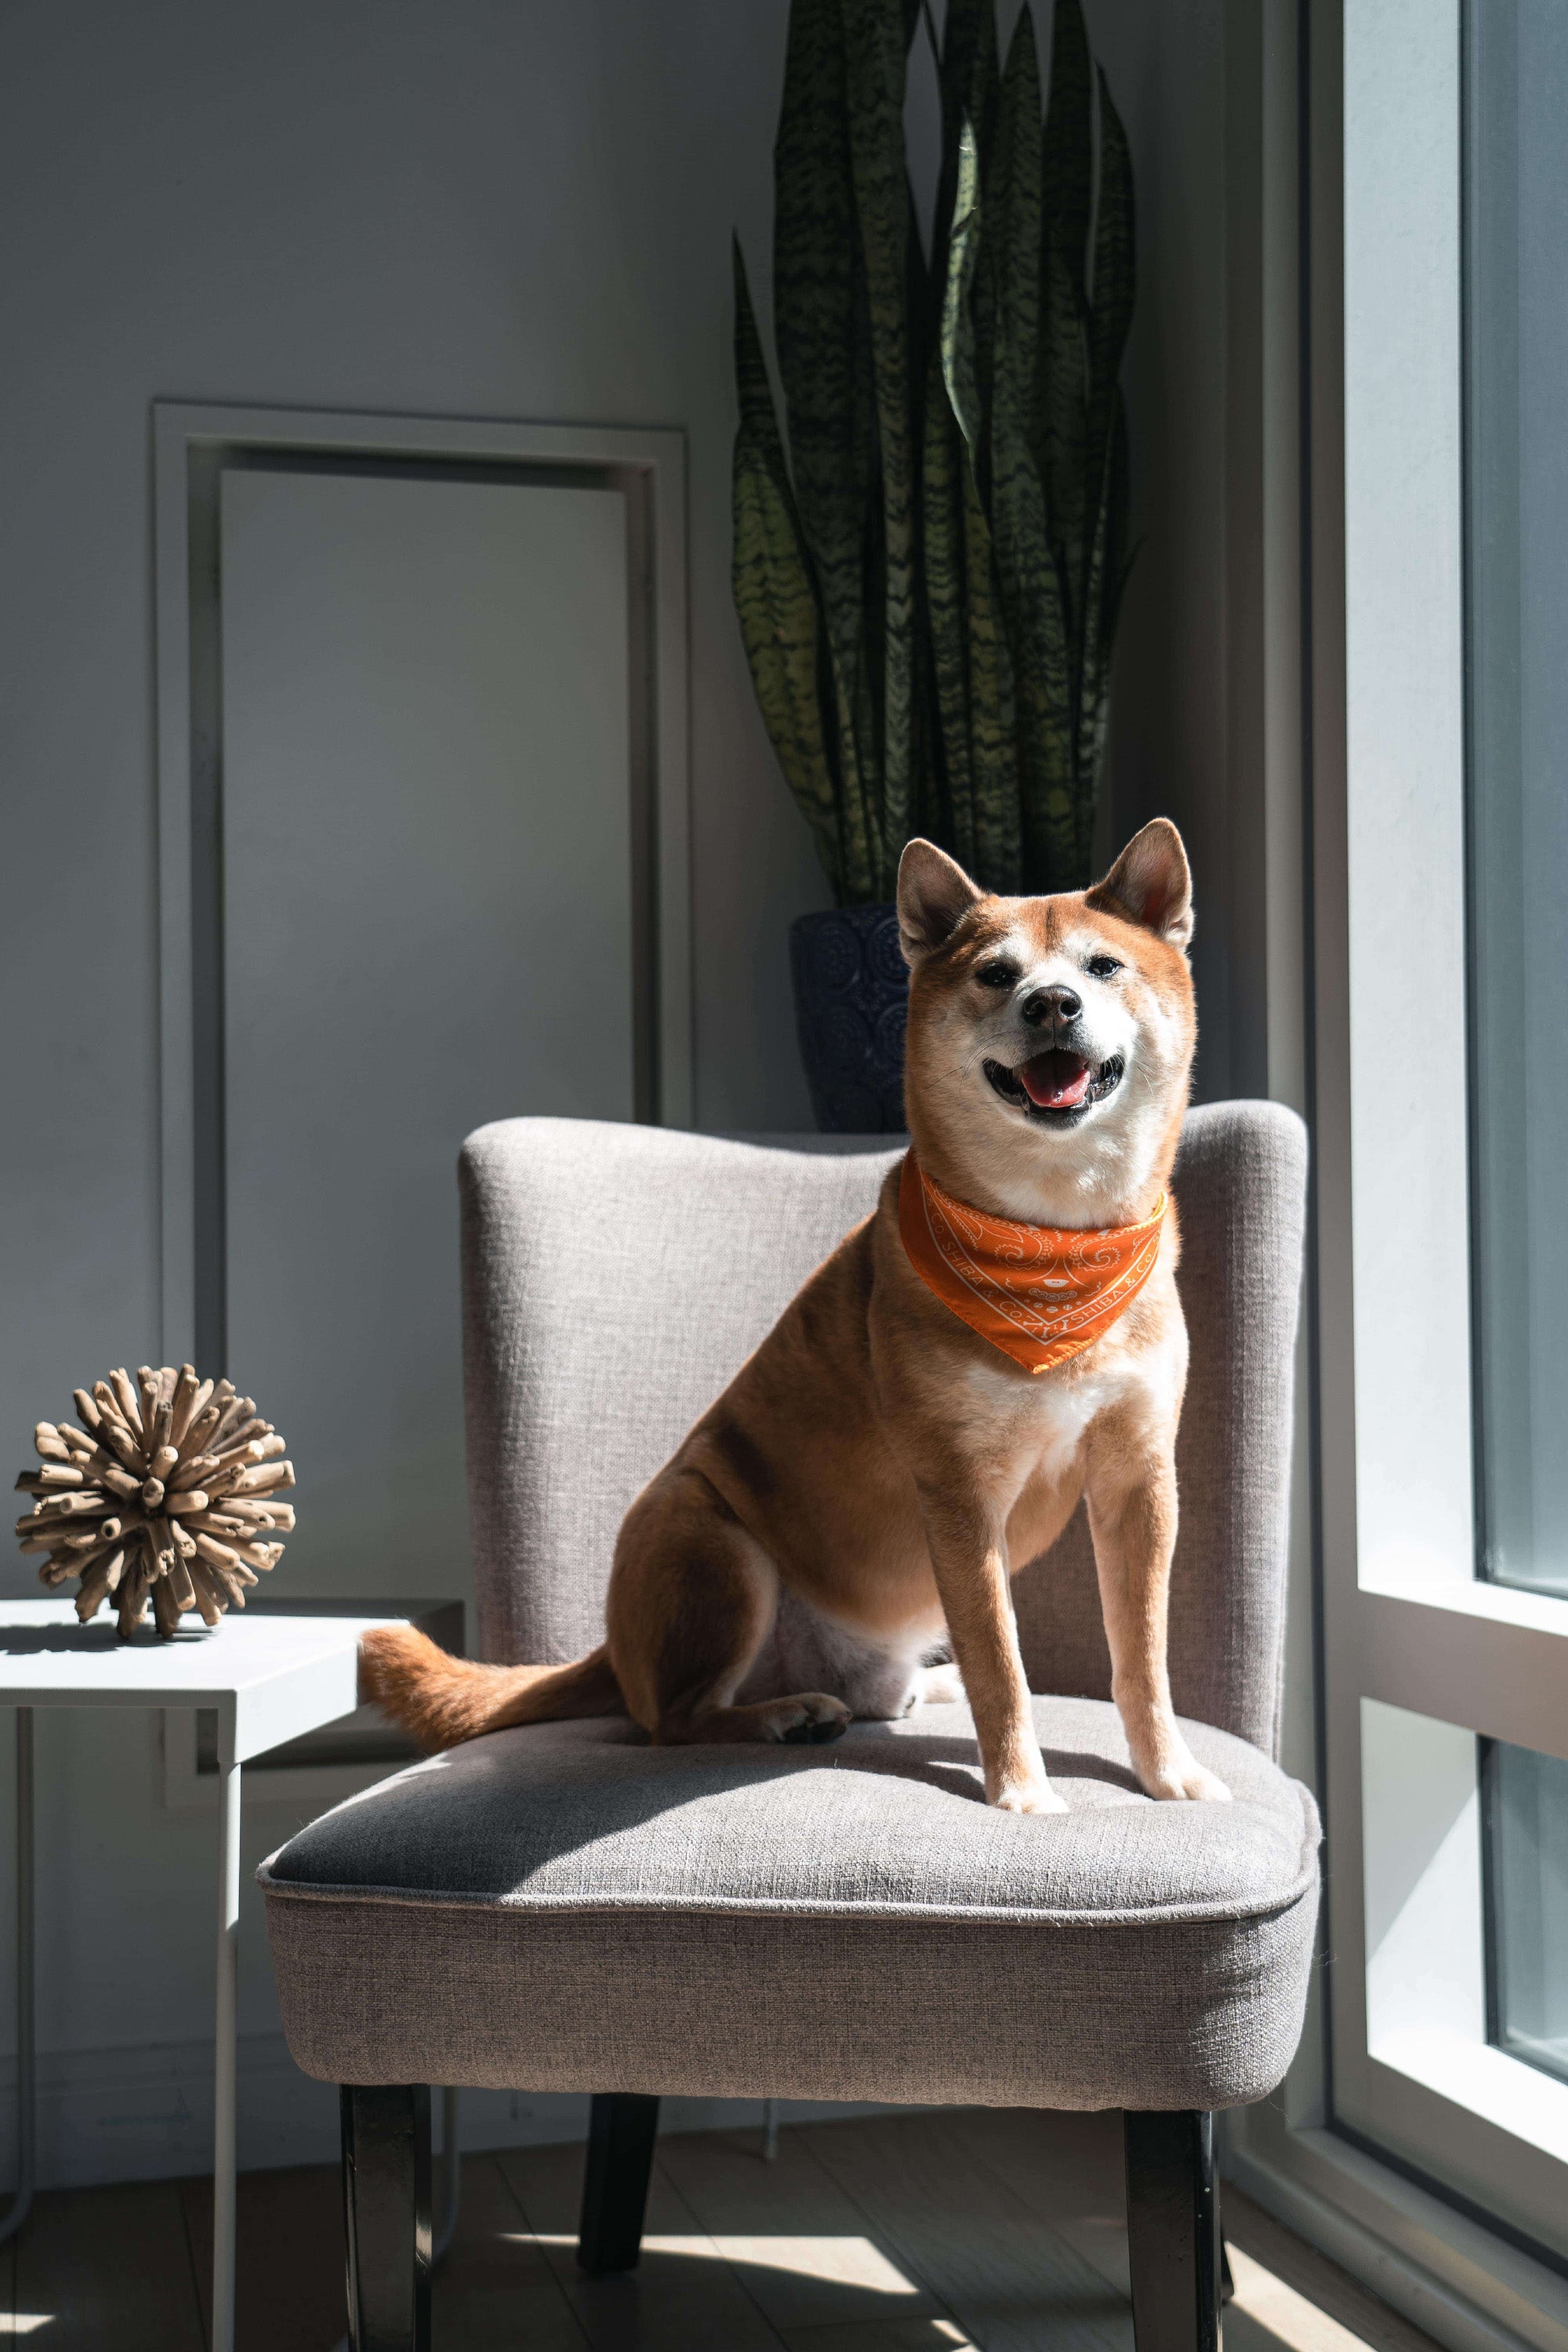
[733,0,1134,905]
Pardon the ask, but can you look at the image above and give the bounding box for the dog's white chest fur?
[962,1350,1114,1487]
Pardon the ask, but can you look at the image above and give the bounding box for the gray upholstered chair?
[260,1103,1318,2352]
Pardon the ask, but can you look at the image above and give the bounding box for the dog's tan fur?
[362,819,1231,1812]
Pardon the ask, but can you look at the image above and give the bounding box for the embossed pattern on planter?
[789,906,909,1134]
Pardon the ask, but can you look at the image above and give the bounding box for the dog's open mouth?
[983,1050,1125,1120]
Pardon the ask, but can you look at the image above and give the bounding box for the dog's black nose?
[1020,984,1082,1028]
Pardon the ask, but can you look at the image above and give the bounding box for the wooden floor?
[0,2107,1444,2352]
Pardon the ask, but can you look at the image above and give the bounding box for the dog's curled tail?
[359,1627,622,1753]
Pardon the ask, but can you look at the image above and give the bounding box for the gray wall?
[0,0,1245,2183]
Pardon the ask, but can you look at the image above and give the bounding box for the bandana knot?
[898,1151,1167,1374]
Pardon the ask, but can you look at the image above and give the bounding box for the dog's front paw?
[989,1779,1069,1816]
[1140,1754,1232,1803]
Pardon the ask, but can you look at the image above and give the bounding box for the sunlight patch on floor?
[1228,2242,1378,2352]
[530,2228,924,2294]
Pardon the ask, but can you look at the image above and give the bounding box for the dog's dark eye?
[1085,954,1123,979]
[974,960,1018,990]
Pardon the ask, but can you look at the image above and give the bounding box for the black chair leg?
[577,2092,660,2275]
[1123,2109,1221,2352]
[341,2085,432,2352]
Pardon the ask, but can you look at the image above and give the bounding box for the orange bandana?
[898,1152,1167,1374]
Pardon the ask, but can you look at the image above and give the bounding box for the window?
[1315,0,1568,2281]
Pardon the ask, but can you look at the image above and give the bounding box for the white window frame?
[1224,5,1568,2347]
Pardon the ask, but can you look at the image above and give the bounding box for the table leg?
[212,1739,241,2352]
[0,1710,34,2245]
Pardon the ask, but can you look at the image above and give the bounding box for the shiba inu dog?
[363,818,1230,1814]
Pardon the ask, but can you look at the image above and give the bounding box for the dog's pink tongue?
[1020,1050,1091,1109]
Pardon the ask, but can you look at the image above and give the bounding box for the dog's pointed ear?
[897,839,983,965]
[1085,818,1194,950]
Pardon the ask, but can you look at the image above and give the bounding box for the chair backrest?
[459,1101,1306,1755]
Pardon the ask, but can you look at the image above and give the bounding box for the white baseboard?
[0,2034,912,2192]
[1224,2108,1568,2352]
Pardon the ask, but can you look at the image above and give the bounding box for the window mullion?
[1349,1587,1568,1762]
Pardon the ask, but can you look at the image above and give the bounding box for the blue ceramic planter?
[789,903,909,1133]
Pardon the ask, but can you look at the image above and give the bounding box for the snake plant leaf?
[1035,2,1092,628]
[732,238,858,895]
[1075,495,1112,849]
[842,0,919,888]
[929,0,999,278]
[1075,391,1133,869]
[940,119,985,460]
[773,0,873,744]
[1041,0,1093,292]
[989,437,1076,888]
[984,9,1074,884]
[987,442,1072,889]
[990,7,1043,452]
[1038,237,1090,646]
[1087,63,1135,473]
[1072,64,1134,888]
[937,132,1022,893]
[988,456,1076,887]
[922,335,978,873]
[960,458,1023,893]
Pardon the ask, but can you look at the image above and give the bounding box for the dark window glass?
[1484,1739,1568,2085]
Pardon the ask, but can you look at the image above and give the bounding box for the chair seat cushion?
[260,1697,1320,2113]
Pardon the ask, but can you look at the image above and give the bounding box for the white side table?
[0,1599,414,2352]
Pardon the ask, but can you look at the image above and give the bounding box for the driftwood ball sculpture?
[13,1366,296,1639]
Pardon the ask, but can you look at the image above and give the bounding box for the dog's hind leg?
[608,1468,853,1748]
[607,1468,771,1737]
[913,1661,965,1708]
